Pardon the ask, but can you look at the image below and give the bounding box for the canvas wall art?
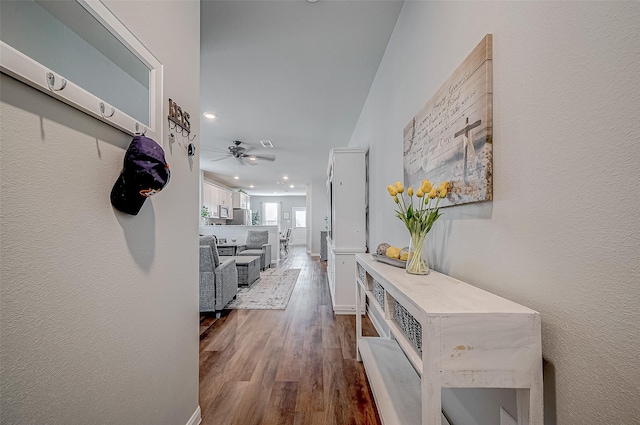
[403,34,493,206]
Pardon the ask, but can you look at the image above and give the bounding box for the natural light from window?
[294,208,306,228]
[264,202,278,225]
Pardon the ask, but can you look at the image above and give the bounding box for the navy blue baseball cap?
[110,136,170,215]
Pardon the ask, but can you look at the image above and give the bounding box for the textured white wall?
[0,2,201,424]
[350,1,640,424]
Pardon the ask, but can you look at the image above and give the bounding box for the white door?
[290,207,307,245]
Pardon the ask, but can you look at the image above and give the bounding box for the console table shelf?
[358,337,422,424]
[355,253,543,425]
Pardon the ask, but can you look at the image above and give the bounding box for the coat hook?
[46,72,67,92]
[187,132,196,142]
[99,102,115,118]
[134,122,147,136]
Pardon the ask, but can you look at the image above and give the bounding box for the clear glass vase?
[406,232,430,275]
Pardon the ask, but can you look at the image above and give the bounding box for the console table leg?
[517,376,543,424]
[423,317,442,425]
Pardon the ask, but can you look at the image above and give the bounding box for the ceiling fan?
[204,140,276,166]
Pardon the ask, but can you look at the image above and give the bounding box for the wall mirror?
[0,0,162,138]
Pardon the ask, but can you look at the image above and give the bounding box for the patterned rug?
[227,268,301,310]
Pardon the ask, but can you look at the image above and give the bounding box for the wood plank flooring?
[199,246,381,425]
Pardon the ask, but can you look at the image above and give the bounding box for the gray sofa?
[199,235,238,318]
[237,230,271,271]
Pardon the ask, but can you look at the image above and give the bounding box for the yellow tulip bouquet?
[387,179,449,274]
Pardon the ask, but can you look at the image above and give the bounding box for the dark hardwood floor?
[199,246,381,425]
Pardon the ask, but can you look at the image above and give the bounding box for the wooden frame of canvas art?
[403,34,493,206]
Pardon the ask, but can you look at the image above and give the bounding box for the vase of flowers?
[387,179,449,275]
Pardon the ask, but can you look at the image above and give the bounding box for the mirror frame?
[0,0,163,139]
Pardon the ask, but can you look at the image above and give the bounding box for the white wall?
[308,178,329,256]
[0,2,201,424]
[350,2,640,425]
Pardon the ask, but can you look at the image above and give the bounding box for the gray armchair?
[199,235,238,318]
[237,230,271,271]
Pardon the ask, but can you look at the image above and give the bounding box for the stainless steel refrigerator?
[229,208,252,225]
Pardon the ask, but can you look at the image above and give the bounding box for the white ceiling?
[199,0,403,196]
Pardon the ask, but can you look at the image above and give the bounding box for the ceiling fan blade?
[209,155,231,162]
[201,147,230,154]
[250,154,276,162]
[238,157,258,166]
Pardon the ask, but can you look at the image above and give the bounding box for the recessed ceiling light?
[250,185,254,188]
[260,140,274,148]
[234,175,239,180]
[307,0,319,3]
[290,184,294,188]
[283,176,288,180]
[203,112,216,119]
[249,156,256,161]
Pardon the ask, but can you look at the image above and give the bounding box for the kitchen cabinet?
[232,192,250,209]
[202,181,233,219]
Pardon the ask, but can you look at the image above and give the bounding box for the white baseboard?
[186,405,201,425]
[333,304,356,315]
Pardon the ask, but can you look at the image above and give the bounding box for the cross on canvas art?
[403,34,493,206]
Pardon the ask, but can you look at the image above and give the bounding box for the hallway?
[199,246,381,425]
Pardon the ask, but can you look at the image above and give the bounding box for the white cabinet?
[219,189,232,210]
[326,147,367,314]
[355,254,543,425]
[202,184,212,216]
[232,192,250,209]
[202,181,218,218]
[202,180,233,219]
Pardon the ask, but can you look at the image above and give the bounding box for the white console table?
[355,253,543,425]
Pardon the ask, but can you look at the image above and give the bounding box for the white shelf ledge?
[358,337,421,425]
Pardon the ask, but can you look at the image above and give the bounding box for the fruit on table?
[376,243,391,256]
[385,246,401,259]
[399,251,409,261]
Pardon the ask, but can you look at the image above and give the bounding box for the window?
[293,207,306,228]
[263,202,279,226]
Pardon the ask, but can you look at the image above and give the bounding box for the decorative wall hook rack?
[168,121,196,141]
[167,98,196,141]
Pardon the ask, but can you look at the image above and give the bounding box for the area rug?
[227,268,301,310]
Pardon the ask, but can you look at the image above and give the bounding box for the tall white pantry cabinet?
[326,147,368,314]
